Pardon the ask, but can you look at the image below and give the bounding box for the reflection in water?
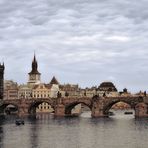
[0,126,3,148]
[0,116,4,148]
[80,111,91,118]
[29,119,39,148]
[0,111,148,148]
[109,109,135,119]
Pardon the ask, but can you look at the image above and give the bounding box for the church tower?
[0,63,4,100]
[28,54,41,86]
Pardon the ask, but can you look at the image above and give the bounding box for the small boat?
[124,111,133,115]
[15,119,25,125]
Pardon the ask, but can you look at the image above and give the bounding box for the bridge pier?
[18,107,29,117]
[54,104,65,117]
[18,99,29,117]
[135,103,148,117]
[91,100,106,117]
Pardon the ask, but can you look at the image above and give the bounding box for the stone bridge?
[0,95,148,117]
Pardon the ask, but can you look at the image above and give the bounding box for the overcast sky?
[0,0,148,92]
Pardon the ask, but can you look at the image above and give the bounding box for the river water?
[0,110,148,148]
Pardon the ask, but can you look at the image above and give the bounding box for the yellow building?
[36,102,54,113]
[33,77,60,113]
[32,83,51,98]
[32,83,51,113]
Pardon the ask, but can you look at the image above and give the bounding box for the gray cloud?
[0,0,148,92]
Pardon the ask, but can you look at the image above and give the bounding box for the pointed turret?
[49,76,59,85]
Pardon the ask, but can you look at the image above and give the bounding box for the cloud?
[0,0,148,92]
[104,36,130,42]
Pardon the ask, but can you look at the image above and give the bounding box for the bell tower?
[28,54,41,86]
[0,63,4,100]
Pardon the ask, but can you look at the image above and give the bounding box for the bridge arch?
[103,100,135,115]
[28,100,55,115]
[1,103,19,115]
[65,102,92,116]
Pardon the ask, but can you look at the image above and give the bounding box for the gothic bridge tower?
[0,63,4,100]
[28,54,41,86]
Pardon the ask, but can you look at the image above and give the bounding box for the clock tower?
[28,54,41,86]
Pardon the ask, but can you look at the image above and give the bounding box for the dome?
[98,81,117,92]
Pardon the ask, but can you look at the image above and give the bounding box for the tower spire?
[33,51,36,62]
[29,53,40,74]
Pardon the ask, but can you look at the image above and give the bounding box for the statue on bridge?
[57,91,63,104]
[92,95,99,102]
[144,91,147,97]
[103,92,106,97]
[57,91,62,98]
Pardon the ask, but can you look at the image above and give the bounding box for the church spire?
[33,51,36,63]
[29,54,40,74]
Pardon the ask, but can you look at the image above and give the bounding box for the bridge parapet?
[62,97,92,105]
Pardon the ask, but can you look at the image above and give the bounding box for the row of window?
[38,106,52,110]
[33,91,50,94]
[33,94,50,98]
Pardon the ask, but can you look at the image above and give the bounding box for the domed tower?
[0,63,4,99]
[28,54,41,86]
[98,81,117,92]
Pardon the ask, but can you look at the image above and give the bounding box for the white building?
[18,84,32,99]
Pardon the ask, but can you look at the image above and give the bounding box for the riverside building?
[4,80,18,100]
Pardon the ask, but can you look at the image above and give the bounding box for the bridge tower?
[28,54,41,86]
[0,63,4,100]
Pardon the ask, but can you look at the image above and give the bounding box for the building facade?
[59,84,80,97]
[18,84,32,99]
[80,87,97,97]
[4,80,18,100]
[32,83,51,98]
[32,83,54,113]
